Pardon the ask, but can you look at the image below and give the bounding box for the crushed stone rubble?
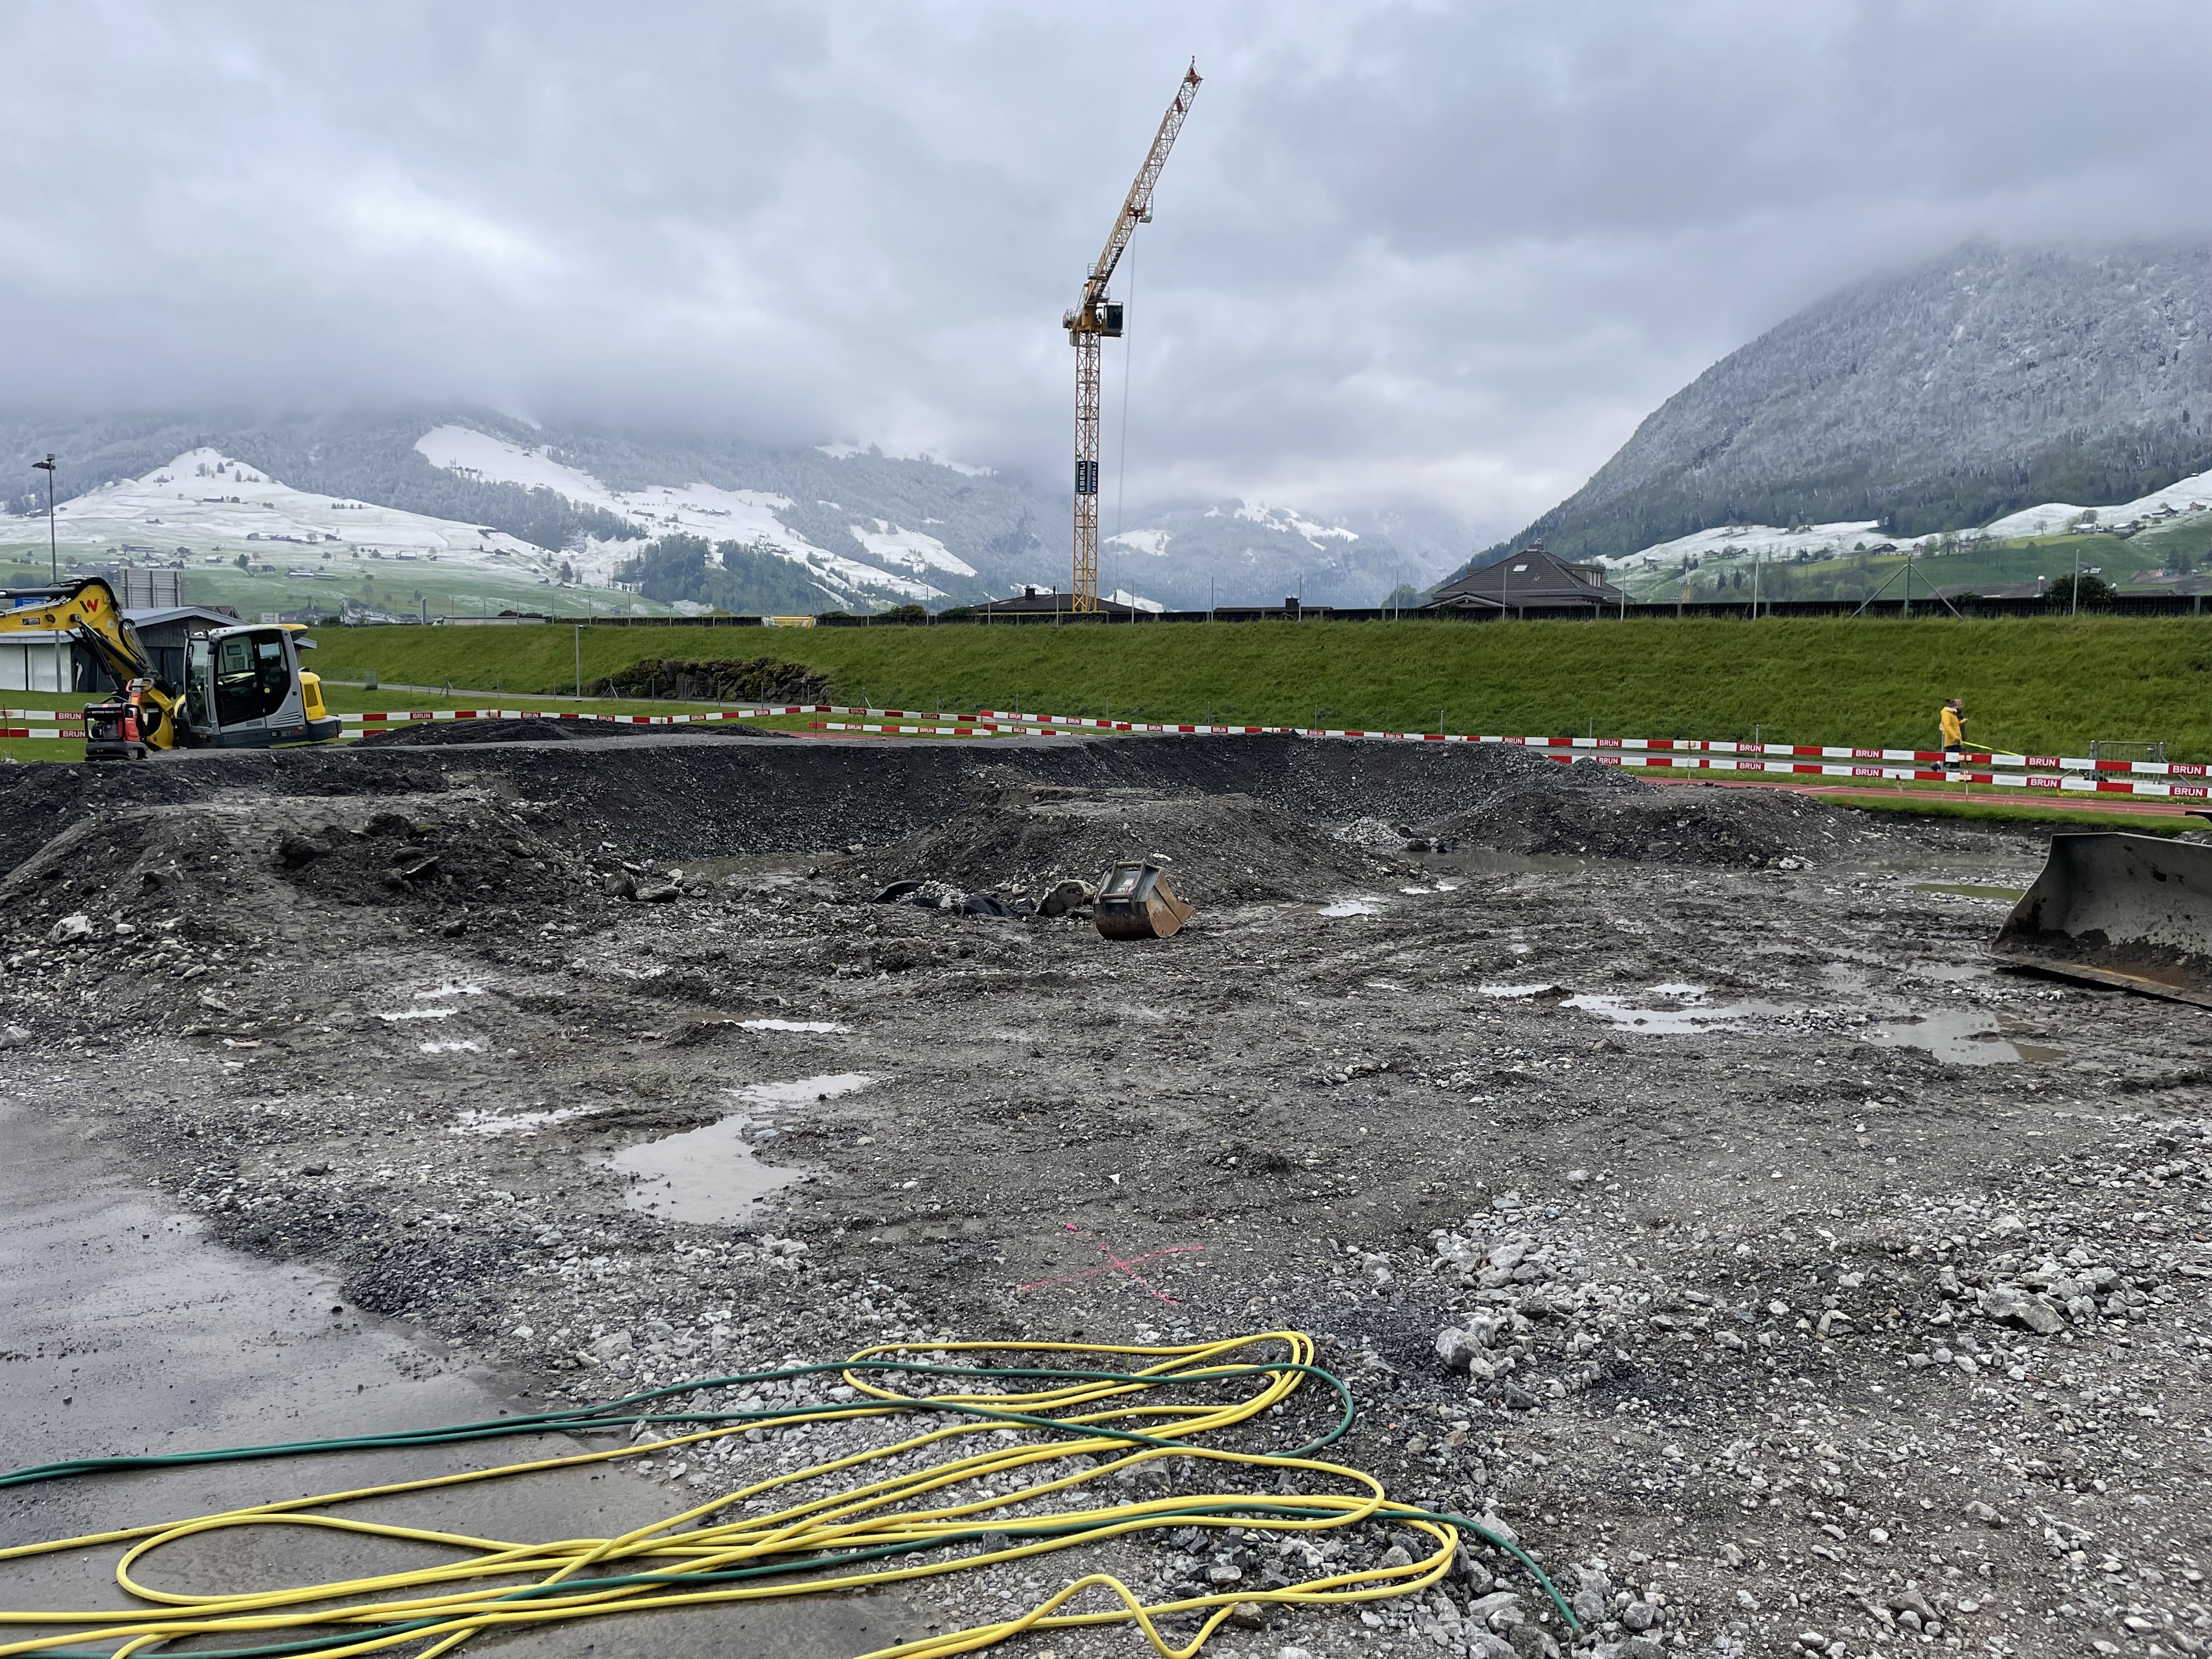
[2,733,2210,1659]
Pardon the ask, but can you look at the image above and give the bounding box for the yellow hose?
[0,1332,1571,1659]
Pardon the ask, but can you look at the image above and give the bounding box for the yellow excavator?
[0,576,343,760]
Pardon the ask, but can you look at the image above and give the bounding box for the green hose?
[5,1347,1579,1658]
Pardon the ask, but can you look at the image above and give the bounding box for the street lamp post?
[31,454,57,580]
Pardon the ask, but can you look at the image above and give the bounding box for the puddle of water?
[739,1018,851,1034]
[1906,962,1989,983]
[1479,983,1558,999]
[1559,983,1793,1034]
[1865,1011,2066,1066]
[1911,883,2026,902]
[607,1074,878,1224]
[419,1039,483,1055]
[379,1007,458,1022]
[451,1104,607,1136]
[1363,979,1406,992]
[1564,994,1791,1034]
[1319,896,1384,917]
[1399,886,1435,895]
[732,1073,875,1108]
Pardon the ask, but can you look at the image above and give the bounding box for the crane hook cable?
[0,1331,1576,1659]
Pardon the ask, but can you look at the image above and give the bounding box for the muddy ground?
[4,732,2211,1659]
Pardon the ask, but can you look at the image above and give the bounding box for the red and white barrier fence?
[3,699,2204,804]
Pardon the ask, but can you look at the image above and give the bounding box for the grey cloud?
[2,1,2207,540]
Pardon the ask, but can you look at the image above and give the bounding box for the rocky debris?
[1337,816,1415,849]
[9,735,2209,1659]
[842,784,1395,903]
[1036,878,1096,917]
[0,731,1646,886]
[359,716,763,747]
[583,655,827,704]
[1431,776,1931,868]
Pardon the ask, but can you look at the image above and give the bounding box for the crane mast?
[1063,61,1201,613]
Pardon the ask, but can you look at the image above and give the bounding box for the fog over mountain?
[1452,241,2212,580]
[0,407,1431,611]
[5,4,2210,564]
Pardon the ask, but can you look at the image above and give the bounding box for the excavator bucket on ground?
[1991,832,2212,1006]
[1093,859,1194,940]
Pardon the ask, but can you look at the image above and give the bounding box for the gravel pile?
[1435,777,1917,868]
[842,785,1395,902]
[1,733,1909,885]
[276,805,597,913]
[14,726,2203,1659]
[359,717,769,748]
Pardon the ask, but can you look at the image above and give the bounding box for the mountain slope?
[4,406,1434,610]
[1449,239,2212,580]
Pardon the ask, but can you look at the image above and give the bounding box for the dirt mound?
[1435,780,1888,867]
[842,785,1398,902]
[357,717,763,747]
[1075,733,1596,824]
[1465,754,1658,809]
[0,789,612,957]
[274,804,599,911]
[584,656,826,703]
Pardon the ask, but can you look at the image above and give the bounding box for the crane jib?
[1065,60,1201,614]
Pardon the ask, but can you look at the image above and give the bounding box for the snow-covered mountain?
[414,425,949,603]
[1443,239,2212,589]
[1097,498,1431,608]
[2,406,1445,612]
[30,445,578,590]
[1979,464,2212,540]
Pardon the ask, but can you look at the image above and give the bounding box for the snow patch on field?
[1980,465,2212,539]
[1610,520,1885,568]
[848,521,977,578]
[1105,528,1172,557]
[36,447,556,575]
[417,426,943,601]
[1231,501,1359,546]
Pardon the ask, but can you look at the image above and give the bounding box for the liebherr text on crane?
[1062,60,1200,614]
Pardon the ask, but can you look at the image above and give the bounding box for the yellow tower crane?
[1063,60,1201,613]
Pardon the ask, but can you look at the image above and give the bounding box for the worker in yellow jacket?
[1940,698,1966,775]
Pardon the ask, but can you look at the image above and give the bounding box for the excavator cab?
[3,577,342,760]
[179,625,342,748]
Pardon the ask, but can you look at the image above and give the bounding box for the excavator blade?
[1991,832,2212,1006]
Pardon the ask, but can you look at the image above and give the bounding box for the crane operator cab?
[178,624,343,748]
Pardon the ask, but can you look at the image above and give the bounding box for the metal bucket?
[1991,832,2212,1006]
[1093,859,1195,940]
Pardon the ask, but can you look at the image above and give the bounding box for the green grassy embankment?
[300,614,2212,761]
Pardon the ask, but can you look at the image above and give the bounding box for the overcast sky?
[4,1,2209,539]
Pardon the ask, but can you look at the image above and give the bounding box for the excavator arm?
[0,577,184,756]
[3,575,340,759]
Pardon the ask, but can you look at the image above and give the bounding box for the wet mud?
[4,735,2210,1659]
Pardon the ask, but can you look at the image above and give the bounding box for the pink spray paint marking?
[1019,1223,1204,1306]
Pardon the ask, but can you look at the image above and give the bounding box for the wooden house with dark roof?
[1424,544,1626,614]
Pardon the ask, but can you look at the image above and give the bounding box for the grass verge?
[296,614,2212,761]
